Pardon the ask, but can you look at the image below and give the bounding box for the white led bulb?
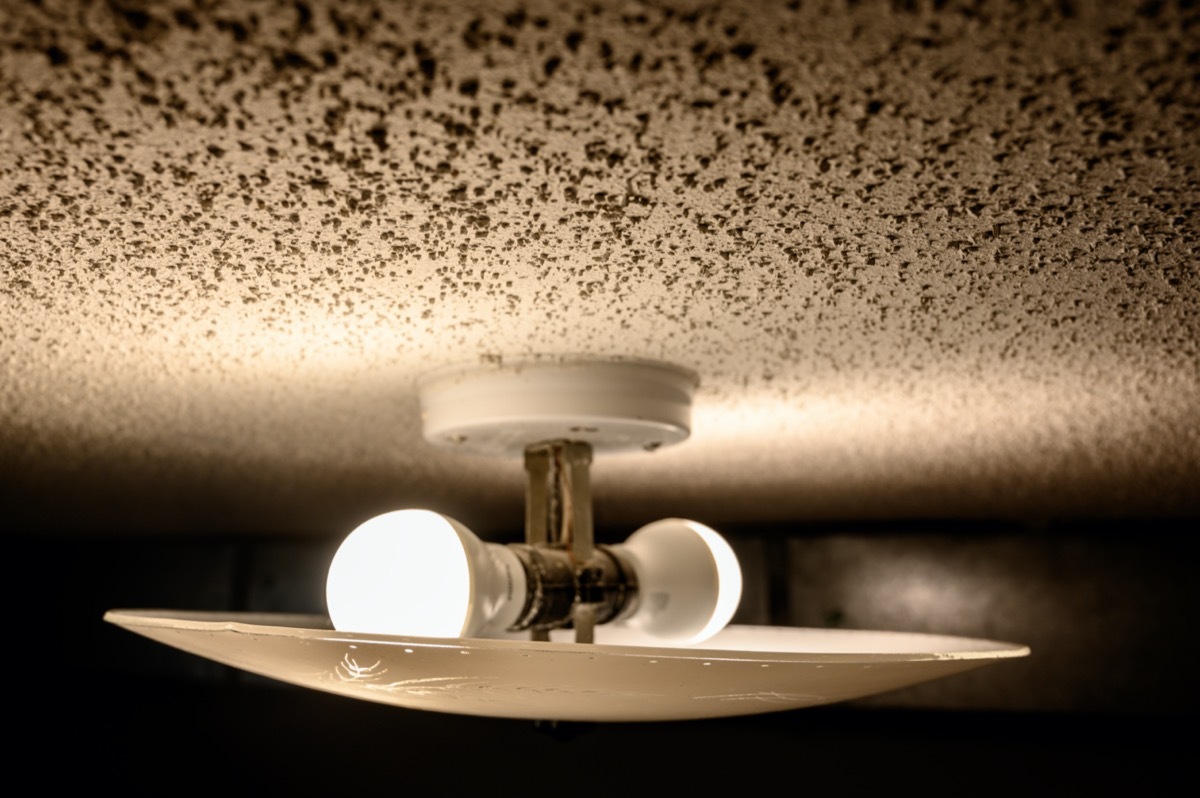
[325,510,526,638]
[615,518,744,645]
[325,510,742,644]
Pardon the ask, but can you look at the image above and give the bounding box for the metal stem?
[523,440,597,643]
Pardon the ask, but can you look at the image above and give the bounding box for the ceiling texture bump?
[1,0,1197,534]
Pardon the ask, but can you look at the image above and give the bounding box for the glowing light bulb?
[326,510,742,644]
[325,510,526,638]
[614,518,743,644]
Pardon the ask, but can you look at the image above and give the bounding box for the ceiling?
[2,0,1197,536]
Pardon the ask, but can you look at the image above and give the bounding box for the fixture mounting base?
[417,357,698,456]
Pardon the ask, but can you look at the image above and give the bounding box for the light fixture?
[106,356,1029,722]
[325,510,741,645]
[320,358,739,646]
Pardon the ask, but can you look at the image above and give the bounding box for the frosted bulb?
[614,518,743,644]
[326,510,525,638]
[326,510,742,645]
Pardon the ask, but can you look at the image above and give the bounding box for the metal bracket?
[524,440,597,643]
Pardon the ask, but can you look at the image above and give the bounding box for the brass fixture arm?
[517,440,637,643]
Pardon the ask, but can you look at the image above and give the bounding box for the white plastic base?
[417,357,698,456]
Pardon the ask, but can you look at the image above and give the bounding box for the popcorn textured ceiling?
[1,0,1197,534]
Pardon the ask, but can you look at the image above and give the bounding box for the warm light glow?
[686,520,744,644]
[326,510,474,637]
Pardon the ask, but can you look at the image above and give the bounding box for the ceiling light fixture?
[106,356,1029,722]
